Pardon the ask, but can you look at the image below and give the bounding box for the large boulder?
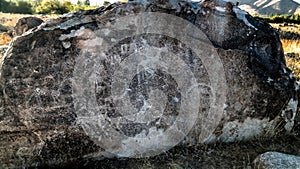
[0,0,299,167]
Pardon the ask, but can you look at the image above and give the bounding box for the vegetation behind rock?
[0,0,99,14]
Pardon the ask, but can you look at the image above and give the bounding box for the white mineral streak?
[295,81,300,90]
[62,41,71,49]
[205,117,275,143]
[134,0,257,30]
[282,98,298,132]
[215,6,226,13]
[267,77,274,83]
[59,26,85,41]
[43,16,94,30]
[233,6,257,30]
[206,95,299,143]
[117,127,166,157]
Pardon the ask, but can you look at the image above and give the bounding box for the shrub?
[16,1,33,14]
[0,0,10,13]
[255,14,300,24]
[0,0,33,14]
[84,0,90,6]
[36,0,71,14]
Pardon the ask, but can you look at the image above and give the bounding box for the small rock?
[254,152,300,169]
[0,17,6,23]
[0,24,7,32]
[14,17,43,36]
[285,52,300,59]
[6,30,13,37]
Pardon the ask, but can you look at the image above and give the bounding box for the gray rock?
[14,17,43,36]
[0,0,298,167]
[0,24,7,32]
[254,152,300,169]
[285,52,300,59]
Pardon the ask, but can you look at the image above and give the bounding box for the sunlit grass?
[270,23,300,80]
[286,57,300,80]
[271,23,300,34]
[0,33,11,46]
[283,40,300,80]
[281,39,300,55]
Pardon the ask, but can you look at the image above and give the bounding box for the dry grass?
[286,57,300,80]
[0,14,23,28]
[282,39,300,79]
[0,33,12,46]
[282,39,300,80]
[281,39,300,55]
[271,24,300,80]
[271,23,300,34]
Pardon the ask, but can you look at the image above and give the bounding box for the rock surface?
[254,152,300,169]
[0,0,299,167]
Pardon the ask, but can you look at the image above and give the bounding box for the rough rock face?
[0,0,299,167]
